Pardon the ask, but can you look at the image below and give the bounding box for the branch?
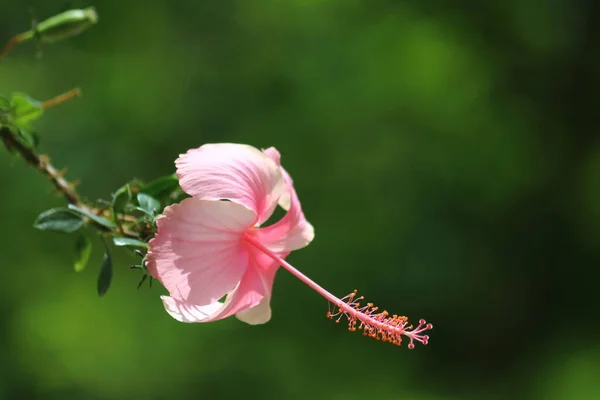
[0,32,29,60]
[1,88,83,205]
[0,126,140,239]
[0,126,79,203]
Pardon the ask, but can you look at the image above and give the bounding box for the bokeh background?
[1,1,599,399]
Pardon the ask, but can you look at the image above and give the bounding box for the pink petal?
[255,169,315,253]
[176,143,285,225]
[159,256,274,323]
[262,147,291,210]
[235,297,272,325]
[262,147,282,167]
[161,296,224,323]
[235,249,289,324]
[147,198,256,306]
[160,249,290,325]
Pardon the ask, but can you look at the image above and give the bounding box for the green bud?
[36,7,98,44]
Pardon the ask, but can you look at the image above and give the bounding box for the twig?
[42,88,82,110]
[0,32,30,60]
[1,126,80,203]
[0,126,139,239]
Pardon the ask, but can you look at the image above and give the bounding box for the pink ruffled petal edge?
[262,147,291,210]
[160,256,273,323]
[255,168,314,253]
[176,143,285,225]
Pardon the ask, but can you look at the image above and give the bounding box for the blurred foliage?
[1,0,599,399]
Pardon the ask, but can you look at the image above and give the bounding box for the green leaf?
[112,237,148,248]
[34,208,84,233]
[74,235,92,272]
[137,274,148,289]
[10,93,44,127]
[137,193,160,215]
[68,204,116,229]
[139,174,180,199]
[112,184,131,214]
[0,96,10,109]
[16,128,37,148]
[97,251,113,297]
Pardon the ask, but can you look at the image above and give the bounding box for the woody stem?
[0,126,80,204]
[0,32,30,60]
[41,88,82,110]
[0,126,139,239]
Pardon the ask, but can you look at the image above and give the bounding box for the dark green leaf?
[10,93,44,127]
[112,237,148,248]
[34,208,84,233]
[97,252,113,297]
[112,184,131,214]
[137,274,148,289]
[139,174,180,199]
[0,96,10,109]
[74,235,92,272]
[16,129,36,148]
[68,204,116,229]
[137,193,160,215]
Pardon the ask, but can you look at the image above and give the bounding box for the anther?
[325,289,432,349]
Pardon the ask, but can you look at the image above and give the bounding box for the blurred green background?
[1,1,599,399]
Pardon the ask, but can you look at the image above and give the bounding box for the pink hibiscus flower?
[147,143,432,347]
